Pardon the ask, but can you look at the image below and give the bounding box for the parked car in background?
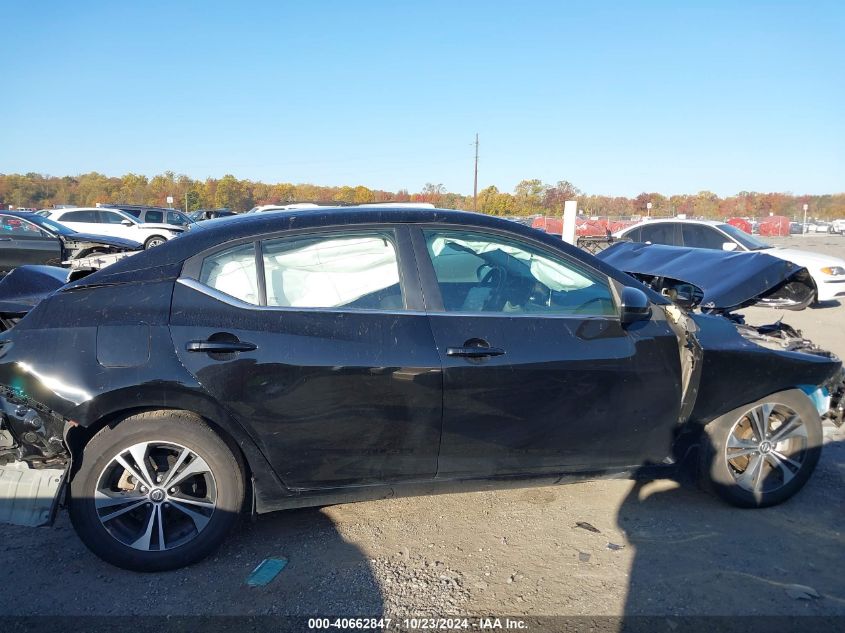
[42,207,186,249]
[188,208,237,221]
[101,205,195,229]
[806,221,832,234]
[0,207,840,571]
[614,219,845,302]
[246,203,320,213]
[0,211,140,276]
[831,219,845,235]
[789,222,803,235]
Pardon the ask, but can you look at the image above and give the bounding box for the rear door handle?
[446,346,506,358]
[186,340,257,353]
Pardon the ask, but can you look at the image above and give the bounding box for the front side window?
[198,243,259,305]
[423,229,615,316]
[262,232,404,310]
[682,224,729,250]
[100,211,130,224]
[0,215,47,237]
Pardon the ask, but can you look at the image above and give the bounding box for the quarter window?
[422,229,615,316]
[198,243,259,305]
[262,232,404,310]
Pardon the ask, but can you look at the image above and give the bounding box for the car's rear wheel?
[699,390,822,508]
[69,411,244,571]
[144,236,167,249]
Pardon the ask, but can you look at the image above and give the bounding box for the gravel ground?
[0,234,843,619]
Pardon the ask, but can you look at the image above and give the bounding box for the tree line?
[1,171,843,220]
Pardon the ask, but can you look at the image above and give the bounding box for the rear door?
[54,209,101,234]
[0,214,61,272]
[412,225,683,478]
[169,225,443,489]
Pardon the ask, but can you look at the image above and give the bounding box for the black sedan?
[0,207,840,571]
[0,211,141,275]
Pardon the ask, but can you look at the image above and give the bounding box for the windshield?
[717,223,771,250]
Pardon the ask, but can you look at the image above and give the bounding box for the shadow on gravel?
[0,506,384,616]
[618,434,845,629]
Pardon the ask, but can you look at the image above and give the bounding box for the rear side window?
[61,210,98,222]
[196,231,405,310]
[639,223,677,245]
[145,210,164,223]
[198,243,259,305]
[262,232,404,310]
[100,211,128,224]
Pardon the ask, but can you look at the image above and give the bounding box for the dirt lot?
[0,234,843,621]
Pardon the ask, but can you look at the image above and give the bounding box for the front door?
[413,226,683,478]
[169,226,443,489]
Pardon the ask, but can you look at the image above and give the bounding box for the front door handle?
[446,346,506,358]
[186,340,257,353]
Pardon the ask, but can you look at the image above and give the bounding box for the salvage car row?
[0,206,842,573]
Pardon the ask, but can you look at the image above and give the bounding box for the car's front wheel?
[144,236,167,249]
[69,411,244,571]
[699,390,822,508]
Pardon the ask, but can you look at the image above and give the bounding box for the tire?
[699,389,822,508]
[144,236,167,249]
[69,411,244,571]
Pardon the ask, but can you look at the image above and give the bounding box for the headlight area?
[820,266,845,276]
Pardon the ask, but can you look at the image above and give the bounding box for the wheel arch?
[65,388,291,506]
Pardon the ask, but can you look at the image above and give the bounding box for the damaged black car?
[0,211,141,276]
[0,207,841,571]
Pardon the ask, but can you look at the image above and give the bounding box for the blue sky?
[2,1,843,196]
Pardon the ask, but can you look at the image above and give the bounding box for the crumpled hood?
[597,241,815,312]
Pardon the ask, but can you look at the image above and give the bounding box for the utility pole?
[473,133,479,211]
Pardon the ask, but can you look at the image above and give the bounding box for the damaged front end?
[730,318,845,427]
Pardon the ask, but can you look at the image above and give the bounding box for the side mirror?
[620,286,651,325]
[722,242,738,251]
[120,219,133,226]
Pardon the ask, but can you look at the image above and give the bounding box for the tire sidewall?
[69,414,243,571]
[144,236,166,249]
[700,389,823,508]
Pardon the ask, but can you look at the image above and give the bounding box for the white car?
[614,218,845,303]
[43,207,185,249]
[830,219,845,235]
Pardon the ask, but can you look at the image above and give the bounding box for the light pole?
[803,203,809,235]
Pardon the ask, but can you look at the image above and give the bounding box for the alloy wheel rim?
[147,238,165,248]
[724,403,808,494]
[94,441,217,551]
